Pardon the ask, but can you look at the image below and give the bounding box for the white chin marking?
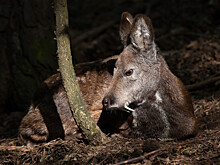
[158,106,170,138]
[152,41,157,61]
[137,99,146,106]
[155,91,162,103]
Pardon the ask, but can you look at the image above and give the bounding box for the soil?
[1,1,220,164]
[1,36,220,165]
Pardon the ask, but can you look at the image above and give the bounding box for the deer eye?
[125,69,133,76]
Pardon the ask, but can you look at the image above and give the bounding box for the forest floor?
[1,0,220,164]
[0,36,220,165]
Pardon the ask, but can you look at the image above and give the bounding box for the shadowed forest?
[0,0,220,164]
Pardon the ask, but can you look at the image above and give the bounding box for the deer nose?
[103,97,110,108]
[103,94,116,108]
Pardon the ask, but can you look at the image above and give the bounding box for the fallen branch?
[0,146,31,152]
[114,137,210,165]
[70,4,146,47]
[186,76,220,91]
[70,20,116,46]
[114,148,166,165]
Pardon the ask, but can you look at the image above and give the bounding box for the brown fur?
[19,12,198,146]
[18,56,117,146]
[99,12,198,140]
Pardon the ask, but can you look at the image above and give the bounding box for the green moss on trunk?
[54,0,107,145]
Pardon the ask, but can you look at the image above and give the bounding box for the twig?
[70,3,147,47]
[114,137,209,165]
[186,76,220,91]
[114,148,166,165]
[0,146,31,152]
[70,20,116,46]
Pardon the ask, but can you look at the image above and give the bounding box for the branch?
[114,138,207,165]
[70,3,146,47]
[54,0,107,145]
[186,76,220,91]
[114,148,166,165]
[70,20,116,46]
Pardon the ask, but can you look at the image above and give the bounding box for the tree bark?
[54,0,107,145]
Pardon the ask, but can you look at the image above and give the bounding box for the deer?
[19,12,198,146]
[97,12,198,140]
[18,56,117,146]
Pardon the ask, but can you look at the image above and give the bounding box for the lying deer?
[19,12,198,146]
[18,56,117,146]
[98,12,198,140]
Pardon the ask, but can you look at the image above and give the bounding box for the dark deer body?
[98,12,198,140]
[19,56,117,146]
[19,12,198,146]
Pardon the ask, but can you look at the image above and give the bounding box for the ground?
[0,1,220,164]
[0,36,220,165]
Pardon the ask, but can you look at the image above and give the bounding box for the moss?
[9,33,58,111]
[31,34,58,73]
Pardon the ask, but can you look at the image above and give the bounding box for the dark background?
[0,1,220,164]
[0,0,219,119]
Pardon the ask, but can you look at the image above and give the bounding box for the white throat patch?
[155,91,162,103]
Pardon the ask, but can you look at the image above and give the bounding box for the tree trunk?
[54,0,107,145]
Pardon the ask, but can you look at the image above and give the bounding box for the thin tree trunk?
[54,0,107,145]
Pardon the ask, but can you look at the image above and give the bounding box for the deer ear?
[130,15,154,51]
[120,12,133,47]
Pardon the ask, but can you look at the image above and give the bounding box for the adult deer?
[98,12,198,140]
[19,12,198,146]
[18,56,116,146]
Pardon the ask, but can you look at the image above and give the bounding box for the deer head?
[103,12,161,110]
